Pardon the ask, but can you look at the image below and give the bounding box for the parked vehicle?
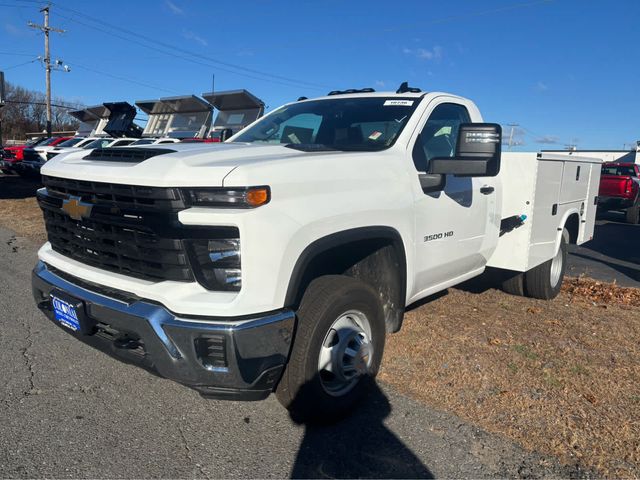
[598,162,640,224]
[45,137,100,161]
[135,95,214,140]
[129,137,180,146]
[19,137,139,175]
[202,89,265,141]
[32,136,74,162]
[32,85,601,420]
[136,90,265,143]
[1,137,62,174]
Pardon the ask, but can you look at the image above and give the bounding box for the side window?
[412,103,471,172]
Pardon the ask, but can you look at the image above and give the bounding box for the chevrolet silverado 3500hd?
[32,85,601,419]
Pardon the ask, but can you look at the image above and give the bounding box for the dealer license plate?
[51,295,82,332]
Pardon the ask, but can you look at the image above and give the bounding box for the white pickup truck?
[32,85,601,419]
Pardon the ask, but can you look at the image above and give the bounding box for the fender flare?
[284,226,407,310]
[554,208,581,253]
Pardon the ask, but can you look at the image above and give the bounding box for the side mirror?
[429,123,502,177]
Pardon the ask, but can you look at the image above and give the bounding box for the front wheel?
[524,229,567,300]
[276,275,386,422]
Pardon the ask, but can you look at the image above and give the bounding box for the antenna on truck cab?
[396,82,421,93]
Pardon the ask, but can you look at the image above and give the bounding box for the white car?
[22,137,141,173]
[128,137,180,146]
[33,85,601,420]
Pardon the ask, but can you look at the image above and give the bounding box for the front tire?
[276,275,386,422]
[524,229,568,300]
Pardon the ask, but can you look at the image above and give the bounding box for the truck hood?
[40,142,345,187]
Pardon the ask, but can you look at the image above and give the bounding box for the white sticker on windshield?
[384,100,414,106]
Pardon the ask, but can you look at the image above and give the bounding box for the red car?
[1,137,71,175]
[598,162,640,224]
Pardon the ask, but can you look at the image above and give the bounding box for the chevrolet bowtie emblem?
[61,196,93,221]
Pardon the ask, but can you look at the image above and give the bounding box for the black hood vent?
[83,147,175,163]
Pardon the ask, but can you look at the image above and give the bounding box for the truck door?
[410,101,493,299]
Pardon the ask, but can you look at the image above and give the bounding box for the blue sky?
[1,0,638,150]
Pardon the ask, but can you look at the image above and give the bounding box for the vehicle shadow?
[0,174,41,200]
[289,379,433,479]
[580,218,640,266]
[568,215,640,284]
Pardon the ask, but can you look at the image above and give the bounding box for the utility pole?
[0,71,5,146]
[28,4,65,137]
[506,123,519,150]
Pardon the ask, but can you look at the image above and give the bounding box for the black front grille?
[42,175,187,212]
[39,177,189,283]
[40,202,194,282]
[38,176,239,285]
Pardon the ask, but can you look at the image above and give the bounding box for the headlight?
[188,237,242,291]
[183,186,270,208]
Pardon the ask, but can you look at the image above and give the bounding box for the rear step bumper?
[32,261,295,401]
[597,195,635,210]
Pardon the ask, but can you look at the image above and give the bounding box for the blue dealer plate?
[51,295,81,332]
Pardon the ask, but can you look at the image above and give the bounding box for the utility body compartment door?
[408,97,496,302]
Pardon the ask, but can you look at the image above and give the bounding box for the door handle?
[480,186,495,195]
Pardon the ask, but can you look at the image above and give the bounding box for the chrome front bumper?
[32,261,295,400]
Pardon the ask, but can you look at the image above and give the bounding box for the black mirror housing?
[429,123,502,177]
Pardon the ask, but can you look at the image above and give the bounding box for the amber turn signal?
[246,187,270,207]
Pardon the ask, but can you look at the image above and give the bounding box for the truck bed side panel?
[487,153,601,272]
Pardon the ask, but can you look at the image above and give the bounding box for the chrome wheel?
[317,310,373,397]
[550,245,563,288]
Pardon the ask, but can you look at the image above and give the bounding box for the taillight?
[16,149,24,160]
[625,178,633,194]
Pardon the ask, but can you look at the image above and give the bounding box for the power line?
[12,1,324,90]
[0,51,40,56]
[50,3,331,91]
[68,62,180,95]
[4,99,81,110]
[2,58,38,70]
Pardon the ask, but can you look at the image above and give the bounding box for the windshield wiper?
[284,143,339,152]
[284,143,388,152]
[330,144,387,152]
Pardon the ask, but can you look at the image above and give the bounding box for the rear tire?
[501,271,525,296]
[524,229,567,300]
[626,204,640,224]
[276,275,386,422]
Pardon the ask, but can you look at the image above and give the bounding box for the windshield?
[56,137,84,148]
[83,138,112,149]
[602,165,636,176]
[39,137,60,146]
[232,97,420,151]
[130,139,155,145]
[27,138,47,147]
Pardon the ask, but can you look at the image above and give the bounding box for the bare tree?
[1,81,84,142]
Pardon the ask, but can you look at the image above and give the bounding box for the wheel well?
[564,213,580,244]
[285,228,407,333]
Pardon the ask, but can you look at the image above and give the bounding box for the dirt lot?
[1,173,639,477]
[379,281,640,478]
[0,176,46,243]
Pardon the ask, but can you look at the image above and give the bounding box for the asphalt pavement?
[567,212,640,288]
[0,226,590,479]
